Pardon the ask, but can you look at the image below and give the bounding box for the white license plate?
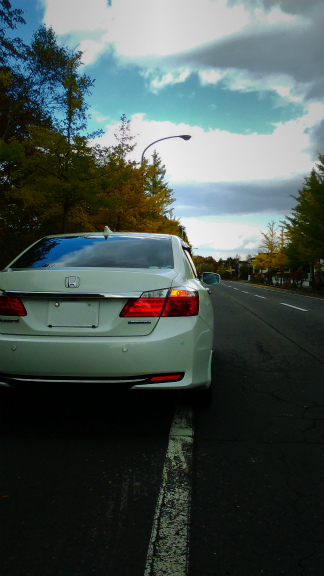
[47,301,99,327]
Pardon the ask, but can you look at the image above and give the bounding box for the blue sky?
[9,0,324,259]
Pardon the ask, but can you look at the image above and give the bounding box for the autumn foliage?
[0,3,184,268]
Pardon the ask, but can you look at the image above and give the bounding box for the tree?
[193,255,218,275]
[26,26,96,142]
[252,221,287,285]
[0,7,193,266]
[218,261,231,278]
[144,150,174,216]
[1,23,102,241]
[239,256,253,281]
[96,116,181,235]
[0,3,50,142]
[20,25,69,138]
[113,113,136,160]
[2,127,105,234]
[0,70,50,142]
[0,0,25,64]
[226,254,240,278]
[284,154,324,288]
[97,151,180,234]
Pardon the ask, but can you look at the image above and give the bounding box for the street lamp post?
[141,134,191,164]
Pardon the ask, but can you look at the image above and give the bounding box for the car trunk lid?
[0,268,178,336]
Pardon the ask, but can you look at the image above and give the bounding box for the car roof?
[44,231,190,249]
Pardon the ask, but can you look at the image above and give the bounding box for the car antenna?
[104,225,113,239]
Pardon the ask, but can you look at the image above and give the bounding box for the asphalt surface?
[190,282,324,576]
[1,280,323,576]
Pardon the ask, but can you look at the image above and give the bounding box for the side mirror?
[201,272,221,285]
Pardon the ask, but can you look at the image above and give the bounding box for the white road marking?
[254,295,267,299]
[280,303,308,312]
[233,288,239,290]
[242,291,249,294]
[144,406,194,576]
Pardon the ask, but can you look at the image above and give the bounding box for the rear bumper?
[0,318,213,390]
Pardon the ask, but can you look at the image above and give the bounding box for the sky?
[9,0,324,259]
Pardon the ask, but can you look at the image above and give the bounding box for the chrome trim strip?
[2,290,142,299]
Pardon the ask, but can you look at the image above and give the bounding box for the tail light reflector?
[120,287,199,318]
[0,296,27,316]
[149,374,184,383]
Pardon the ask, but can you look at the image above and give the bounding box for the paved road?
[190,281,324,576]
[0,281,323,576]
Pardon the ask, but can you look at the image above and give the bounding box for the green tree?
[0,7,192,266]
[218,261,231,278]
[2,127,105,234]
[26,25,97,142]
[193,255,218,275]
[1,22,102,242]
[0,3,50,143]
[23,25,70,132]
[284,154,324,288]
[0,0,25,64]
[226,254,240,278]
[97,149,180,234]
[96,116,181,235]
[144,150,174,216]
[112,113,136,160]
[239,256,253,280]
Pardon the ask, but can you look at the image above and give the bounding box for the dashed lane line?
[224,284,311,311]
[280,303,308,312]
[144,406,194,576]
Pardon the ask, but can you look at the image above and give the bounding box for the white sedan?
[0,230,220,391]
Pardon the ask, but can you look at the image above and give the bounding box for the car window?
[9,236,174,269]
[183,248,197,278]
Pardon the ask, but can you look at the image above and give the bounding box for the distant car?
[0,230,220,391]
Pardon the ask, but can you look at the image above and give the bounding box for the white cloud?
[199,70,223,86]
[41,0,322,259]
[78,39,107,65]
[97,103,321,183]
[42,0,295,62]
[93,108,321,259]
[180,216,268,259]
[42,0,321,106]
[143,68,191,93]
[198,68,304,104]
[184,218,262,251]
[42,0,111,35]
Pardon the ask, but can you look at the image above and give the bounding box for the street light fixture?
[141,134,191,164]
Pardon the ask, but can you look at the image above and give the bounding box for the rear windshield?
[9,236,174,269]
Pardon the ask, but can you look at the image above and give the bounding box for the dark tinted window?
[9,236,174,269]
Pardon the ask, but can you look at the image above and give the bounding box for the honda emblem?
[65,276,80,288]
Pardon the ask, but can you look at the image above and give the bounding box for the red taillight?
[120,297,165,317]
[162,288,199,317]
[0,296,27,316]
[120,287,199,318]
